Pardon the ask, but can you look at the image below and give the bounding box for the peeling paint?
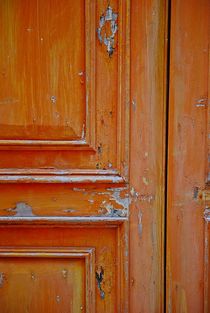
[142,176,149,185]
[204,207,210,221]
[130,187,139,201]
[73,188,87,192]
[7,202,35,217]
[138,210,143,238]
[132,99,137,112]
[99,202,127,217]
[193,186,199,199]
[195,97,207,107]
[107,187,131,210]
[138,194,155,203]
[81,123,85,139]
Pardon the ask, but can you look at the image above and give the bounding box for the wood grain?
[167,0,209,311]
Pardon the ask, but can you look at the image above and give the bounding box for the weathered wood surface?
[130,0,167,311]
[0,0,168,312]
[167,0,209,312]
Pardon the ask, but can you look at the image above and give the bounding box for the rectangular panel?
[0,0,130,183]
[0,185,129,218]
[0,0,96,146]
[0,247,95,313]
[1,258,84,313]
[0,225,128,313]
[0,0,84,140]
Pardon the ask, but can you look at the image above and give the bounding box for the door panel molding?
[0,247,95,312]
[0,0,130,189]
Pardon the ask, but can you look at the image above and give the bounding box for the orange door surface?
[0,1,167,312]
[167,0,209,312]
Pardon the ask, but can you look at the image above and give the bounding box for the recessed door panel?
[0,0,167,312]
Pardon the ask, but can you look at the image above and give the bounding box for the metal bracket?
[97,6,118,57]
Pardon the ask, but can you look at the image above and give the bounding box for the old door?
[0,1,167,312]
[167,0,209,312]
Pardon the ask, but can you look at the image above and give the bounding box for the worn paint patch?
[81,123,85,139]
[0,272,5,287]
[56,295,61,303]
[130,187,139,201]
[62,269,68,279]
[195,97,207,107]
[107,187,131,210]
[71,186,131,216]
[50,95,57,104]
[63,208,76,213]
[132,99,137,112]
[142,176,149,185]
[193,186,199,199]
[204,207,210,221]
[31,272,36,280]
[138,210,143,238]
[99,201,127,217]
[0,97,19,105]
[6,202,35,217]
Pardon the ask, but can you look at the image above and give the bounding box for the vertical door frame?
[130,0,168,312]
[166,0,209,312]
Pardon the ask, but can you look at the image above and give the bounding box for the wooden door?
[0,1,167,312]
[167,0,209,312]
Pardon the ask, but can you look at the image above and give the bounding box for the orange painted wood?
[0,0,86,140]
[0,226,119,313]
[0,248,89,313]
[0,0,127,176]
[0,0,167,312]
[130,0,167,312]
[167,0,209,312]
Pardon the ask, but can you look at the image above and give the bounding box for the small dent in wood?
[56,295,61,303]
[31,272,36,280]
[62,269,68,279]
[50,95,57,104]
